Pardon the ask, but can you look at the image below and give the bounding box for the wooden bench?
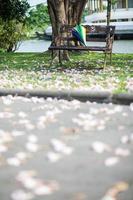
[49,25,115,66]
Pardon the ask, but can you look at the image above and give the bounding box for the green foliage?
[111,0,118,6]
[82,8,89,22]
[0,19,26,52]
[0,0,30,22]
[26,4,50,32]
[0,0,29,52]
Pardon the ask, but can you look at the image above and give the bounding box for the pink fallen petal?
[47,152,61,163]
[7,157,21,167]
[11,189,34,200]
[115,148,130,157]
[105,157,119,167]
[91,141,111,154]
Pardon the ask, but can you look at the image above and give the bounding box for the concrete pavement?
[0,96,133,200]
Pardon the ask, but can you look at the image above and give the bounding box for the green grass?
[0,52,132,93]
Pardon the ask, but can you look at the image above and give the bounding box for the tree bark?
[107,0,111,26]
[47,0,87,62]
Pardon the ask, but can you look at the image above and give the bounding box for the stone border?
[0,89,133,105]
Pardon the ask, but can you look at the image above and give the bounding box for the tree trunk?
[106,0,111,50]
[107,0,111,26]
[47,0,87,62]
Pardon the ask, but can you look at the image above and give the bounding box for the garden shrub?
[0,19,26,52]
[0,0,29,52]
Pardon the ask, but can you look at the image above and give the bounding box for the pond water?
[16,40,50,53]
[16,39,133,54]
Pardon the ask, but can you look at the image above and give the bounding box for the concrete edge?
[0,89,133,105]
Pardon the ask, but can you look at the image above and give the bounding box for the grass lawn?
[0,51,132,93]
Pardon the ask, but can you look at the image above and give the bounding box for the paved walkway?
[0,96,133,200]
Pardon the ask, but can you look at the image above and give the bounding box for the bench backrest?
[60,25,115,42]
[85,25,115,42]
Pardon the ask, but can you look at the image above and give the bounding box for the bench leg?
[104,51,112,68]
[49,50,53,65]
[59,50,62,64]
[110,51,112,64]
[50,50,54,60]
[104,52,107,68]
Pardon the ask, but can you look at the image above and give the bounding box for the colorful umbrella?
[72,24,86,46]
